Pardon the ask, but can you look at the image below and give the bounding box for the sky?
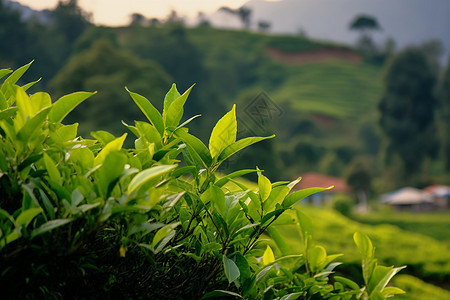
[14,0,255,26]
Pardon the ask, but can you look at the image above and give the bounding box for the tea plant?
[0,63,404,299]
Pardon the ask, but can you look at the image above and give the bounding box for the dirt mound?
[267,47,362,64]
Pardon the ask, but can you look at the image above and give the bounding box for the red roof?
[292,172,351,193]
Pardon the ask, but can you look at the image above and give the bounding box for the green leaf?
[234,222,260,235]
[69,147,94,171]
[223,255,240,283]
[126,87,164,136]
[263,185,290,212]
[202,184,226,217]
[308,245,327,273]
[97,151,127,198]
[296,209,313,240]
[121,120,139,137]
[218,135,275,163]
[57,123,78,141]
[263,245,275,265]
[282,186,333,208]
[43,153,62,184]
[127,164,177,194]
[176,114,201,130]
[163,83,181,113]
[353,232,374,261]
[258,174,272,202]
[260,208,284,226]
[368,265,406,294]
[202,242,222,253]
[151,222,179,249]
[21,78,41,92]
[0,107,17,120]
[31,219,73,238]
[200,290,243,299]
[15,85,33,122]
[1,61,33,96]
[175,128,212,168]
[16,208,43,227]
[215,169,258,188]
[209,104,237,159]
[334,276,360,291]
[256,265,274,282]
[0,68,12,81]
[164,84,194,129]
[90,130,116,145]
[16,106,51,142]
[48,91,96,123]
[135,121,162,148]
[234,253,251,281]
[280,292,303,300]
[287,177,302,190]
[94,133,127,166]
[0,90,8,110]
[30,92,51,114]
[381,287,406,297]
[369,290,385,300]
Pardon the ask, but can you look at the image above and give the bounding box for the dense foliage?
[0,64,406,299]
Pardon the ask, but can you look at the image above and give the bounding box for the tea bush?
[0,63,405,299]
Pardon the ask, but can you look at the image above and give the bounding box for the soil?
[266,47,362,64]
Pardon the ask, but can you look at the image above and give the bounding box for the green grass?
[393,275,450,300]
[353,211,450,242]
[272,61,382,120]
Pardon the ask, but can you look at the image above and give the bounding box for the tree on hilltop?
[378,48,438,184]
[219,6,252,29]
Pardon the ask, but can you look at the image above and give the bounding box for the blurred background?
[1,0,450,298]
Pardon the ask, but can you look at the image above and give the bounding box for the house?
[381,187,435,212]
[292,172,351,206]
[424,185,450,210]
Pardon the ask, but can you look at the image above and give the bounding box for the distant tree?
[149,18,160,26]
[349,14,381,58]
[197,12,210,27]
[345,156,373,210]
[165,9,184,25]
[349,15,381,33]
[130,13,146,26]
[49,39,171,136]
[219,6,252,29]
[52,0,91,43]
[439,57,450,172]
[378,48,438,183]
[237,6,252,29]
[258,20,271,32]
[0,0,28,67]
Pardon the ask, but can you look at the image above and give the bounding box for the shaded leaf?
[31,219,73,238]
[16,208,43,227]
[223,255,240,283]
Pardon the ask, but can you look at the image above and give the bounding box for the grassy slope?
[273,62,382,120]
[393,275,450,300]
[353,211,450,242]
[188,27,382,121]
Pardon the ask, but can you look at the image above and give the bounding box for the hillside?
[187,27,382,121]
